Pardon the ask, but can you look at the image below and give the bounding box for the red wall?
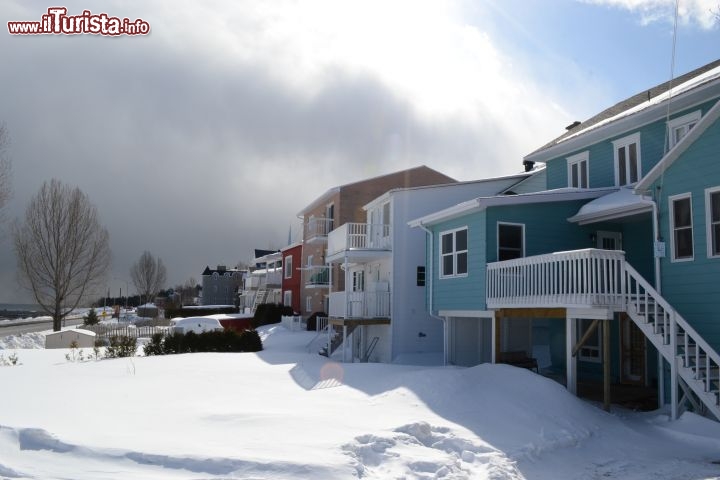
[281,244,302,314]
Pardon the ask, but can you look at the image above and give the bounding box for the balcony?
[304,217,334,243]
[329,290,391,319]
[305,265,329,288]
[245,269,282,289]
[327,223,391,262]
[486,249,626,310]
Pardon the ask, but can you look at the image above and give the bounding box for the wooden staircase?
[624,264,720,420]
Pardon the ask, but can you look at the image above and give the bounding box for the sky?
[0,0,718,303]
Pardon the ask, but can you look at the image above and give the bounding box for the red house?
[281,242,302,314]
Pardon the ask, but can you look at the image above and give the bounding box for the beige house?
[45,329,97,349]
[297,165,456,318]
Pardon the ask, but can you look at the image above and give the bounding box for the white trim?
[283,290,292,307]
[305,296,312,312]
[612,132,642,186]
[637,99,720,192]
[284,255,293,279]
[439,227,469,279]
[667,110,701,148]
[669,192,694,262]
[566,151,589,188]
[497,222,525,261]
[438,310,494,318]
[705,186,720,258]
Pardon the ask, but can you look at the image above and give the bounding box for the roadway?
[0,316,86,338]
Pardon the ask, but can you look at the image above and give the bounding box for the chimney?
[217,265,226,272]
[523,160,535,172]
[565,121,581,131]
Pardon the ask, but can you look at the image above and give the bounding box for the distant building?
[201,265,244,306]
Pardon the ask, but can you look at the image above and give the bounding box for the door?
[620,313,645,384]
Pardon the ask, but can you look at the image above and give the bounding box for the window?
[307,254,313,266]
[352,271,365,292]
[440,228,468,278]
[283,290,292,307]
[416,266,426,286]
[670,193,693,261]
[668,110,701,149]
[706,187,720,258]
[578,319,601,363]
[326,203,335,232]
[613,133,641,186]
[498,223,524,261]
[306,296,312,313]
[284,255,293,279]
[567,151,589,188]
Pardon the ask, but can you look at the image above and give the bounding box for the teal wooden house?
[410,59,720,420]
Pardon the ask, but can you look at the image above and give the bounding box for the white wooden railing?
[327,223,391,257]
[624,263,720,419]
[305,217,334,240]
[329,291,391,318]
[281,315,304,331]
[486,249,626,309]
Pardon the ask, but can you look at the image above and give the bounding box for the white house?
[324,168,545,363]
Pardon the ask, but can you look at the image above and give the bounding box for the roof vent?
[523,160,535,172]
[565,121,581,131]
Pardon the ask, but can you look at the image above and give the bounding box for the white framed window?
[439,227,468,278]
[497,222,524,261]
[567,151,589,188]
[284,255,293,279]
[613,133,641,186]
[706,187,720,258]
[306,296,312,313]
[670,193,694,262]
[283,290,292,307]
[326,203,335,232]
[578,319,601,363]
[352,271,365,291]
[668,110,701,149]
[307,254,313,267]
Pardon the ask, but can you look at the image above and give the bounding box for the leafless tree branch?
[130,251,167,305]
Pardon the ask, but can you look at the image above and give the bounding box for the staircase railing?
[624,263,720,419]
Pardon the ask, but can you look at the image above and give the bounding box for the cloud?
[0,0,582,302]
[581,0,719,29]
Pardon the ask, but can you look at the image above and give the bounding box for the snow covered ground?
[0,325,719,479]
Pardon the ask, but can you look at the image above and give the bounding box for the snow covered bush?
[143,329,263,356]
[0,352,19,366]
[105,335,137,358]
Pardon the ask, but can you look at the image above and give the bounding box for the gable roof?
[635,98,720,192]
[525,59,720,163]
[567,187,654,225]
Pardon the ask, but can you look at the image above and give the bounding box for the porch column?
[670,313,678,420]
[603,319,611,412]
[566,316,577,395]
[490,312,497,364]
[343,324,348,363]
[657,351,665,408]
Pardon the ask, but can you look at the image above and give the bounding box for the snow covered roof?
[567,187,654,225]
[636,98,720,192]
[525,59,720,163]
[408,187,617,227]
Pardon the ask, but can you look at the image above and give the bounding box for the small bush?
[253,303,293,329]
[83,308,99,326]
[105,335,137,358]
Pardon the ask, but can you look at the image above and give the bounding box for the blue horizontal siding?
[652,115,720,349]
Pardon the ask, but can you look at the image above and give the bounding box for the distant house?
[238,251,282,313]
[201,265,244,306]
[411,59,720,420]
[297,165,457,319]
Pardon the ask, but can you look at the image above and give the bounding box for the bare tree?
[130,251,166,305]
[14,179,111,331]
